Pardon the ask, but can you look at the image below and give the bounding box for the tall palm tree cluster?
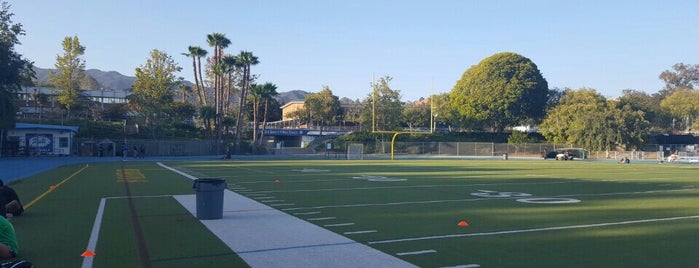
[184,32,276,154]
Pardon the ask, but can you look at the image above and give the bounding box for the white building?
[5,123,79,156]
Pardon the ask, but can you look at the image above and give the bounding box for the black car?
[544,148,587,160]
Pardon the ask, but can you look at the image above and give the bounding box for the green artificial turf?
[8,159,699,267]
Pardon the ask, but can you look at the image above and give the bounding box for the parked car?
[545,148,587,160]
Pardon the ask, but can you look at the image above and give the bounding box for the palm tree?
[182,46,208,106]
[221,55,238,115]
[206,33,231,154]
[258,83,278,145]
[248,84,264,143]
[206,33,230,115]
[233,50,259,153]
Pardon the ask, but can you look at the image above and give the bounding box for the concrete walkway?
[161,163,417,268]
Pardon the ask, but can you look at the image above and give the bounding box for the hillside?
[31,67,308,103]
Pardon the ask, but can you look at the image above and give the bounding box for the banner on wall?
[26,133,53,153]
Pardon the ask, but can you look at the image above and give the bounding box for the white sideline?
[159,162,417,268]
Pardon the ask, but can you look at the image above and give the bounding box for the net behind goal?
[346,143,364,160]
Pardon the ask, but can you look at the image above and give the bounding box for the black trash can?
[193,178,227,220]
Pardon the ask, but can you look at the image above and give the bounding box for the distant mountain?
[32,67,308,102]
[275,90,309,104]
[33,67,136,91]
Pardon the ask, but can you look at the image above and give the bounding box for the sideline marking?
[396,250,437,256]
[25,164,90,210]
[369,214,699,245]
[81,197,106,268]
[82,195,174,268]
[440,265,480,268]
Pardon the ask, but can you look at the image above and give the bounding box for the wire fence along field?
[370,141,698,161]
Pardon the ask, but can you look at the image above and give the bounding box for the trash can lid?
[193,178,226,189]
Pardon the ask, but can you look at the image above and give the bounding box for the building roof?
[14,123,79,133]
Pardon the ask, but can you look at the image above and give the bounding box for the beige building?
[280,101,305,120]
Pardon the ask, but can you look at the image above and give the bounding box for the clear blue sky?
[9,0,699,101]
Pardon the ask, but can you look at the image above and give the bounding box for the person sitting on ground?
[0,181,23,217]
[0,215,18,259]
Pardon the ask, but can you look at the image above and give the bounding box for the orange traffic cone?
[81,250,96,257]
[458,220,469,227]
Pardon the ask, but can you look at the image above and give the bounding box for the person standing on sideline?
[122,143,128,158]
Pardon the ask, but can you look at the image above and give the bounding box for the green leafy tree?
[199,105,216,139]
[402,101,430,130]
[450,52,549,132]
[130,49,182,138]
[658,63,699,97]
[0,2,34,129]
[540,88,650,151]
[430,92,472,131]
[360,76,403,131]
[618,89,672,132]
[49,35,86,116]
[304,86,342,135]
[659,88,699,132]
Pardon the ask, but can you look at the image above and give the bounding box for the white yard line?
[369,215,699,245]
[263,181,569,193]
[344,230,377,235]
[283,188,694,211]
[324,223,355,227]
[81,198,106,268]
[307,217,337,221]
[396,250,437,256]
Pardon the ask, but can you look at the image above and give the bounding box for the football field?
[8,158,699,267]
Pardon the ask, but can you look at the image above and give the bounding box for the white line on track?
[369,214,699,245]
[396,250,437,256]
[324,223,356,227]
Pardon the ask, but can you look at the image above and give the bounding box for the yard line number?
[470,190,581,204]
